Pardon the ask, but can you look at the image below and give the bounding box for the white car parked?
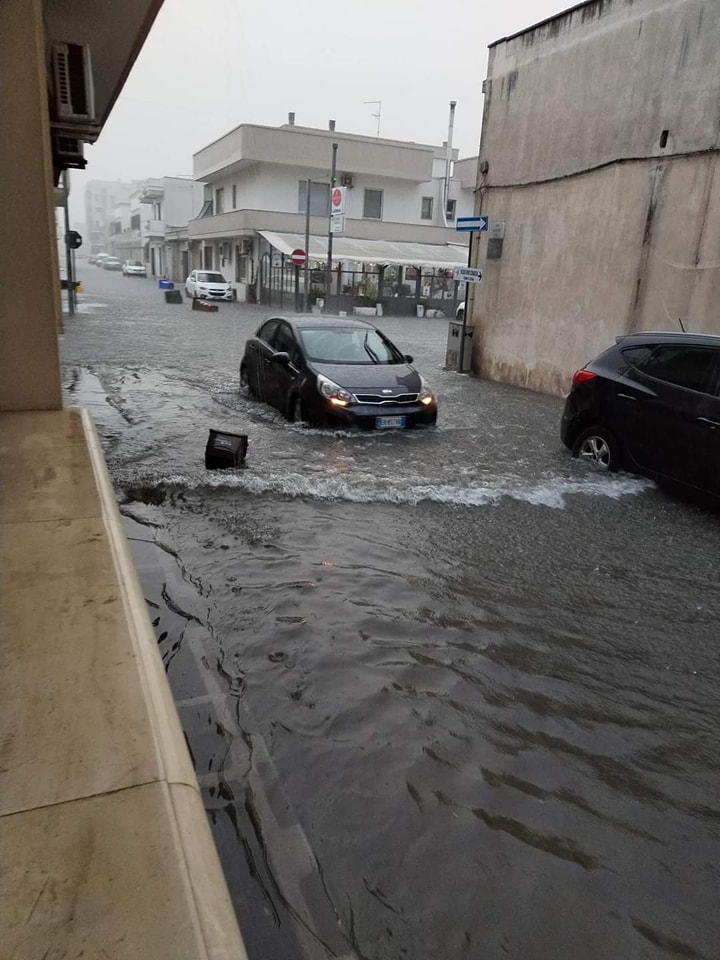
[122,259,147,277]
[185,270,233,301]
[456,300,466,321]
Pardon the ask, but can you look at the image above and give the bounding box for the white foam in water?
[160,469,652,509]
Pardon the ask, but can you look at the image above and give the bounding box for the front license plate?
[375,415,406,429]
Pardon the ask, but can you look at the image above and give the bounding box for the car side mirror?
[404,354,414,363]
[273,351,290,365]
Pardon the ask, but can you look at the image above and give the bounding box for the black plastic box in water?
[164,289,183,304]
[205,429,248,469]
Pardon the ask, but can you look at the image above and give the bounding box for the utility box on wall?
[445,320,473,372]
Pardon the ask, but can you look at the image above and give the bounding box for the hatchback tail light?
[572,369,597,386]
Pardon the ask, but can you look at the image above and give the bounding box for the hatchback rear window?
[638,345,718,393]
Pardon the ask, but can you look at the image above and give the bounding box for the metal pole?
[442,101,456,228]
[459,231,473,373]
[325,142,338,314]
[62,169,74,316]
[303,178,311,312]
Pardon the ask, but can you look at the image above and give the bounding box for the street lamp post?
[325,142,338,314]
[303,179,311,313]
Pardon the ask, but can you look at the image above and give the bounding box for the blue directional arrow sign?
[456,216,489,232]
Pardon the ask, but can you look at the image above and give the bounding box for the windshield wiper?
[363,332,380,363]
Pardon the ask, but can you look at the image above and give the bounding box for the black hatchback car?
[561,331,720,495]
[240,316,437,428]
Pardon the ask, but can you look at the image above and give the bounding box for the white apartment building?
[189,119,476,304]
[84,179,135,255]
[109,176,204,275]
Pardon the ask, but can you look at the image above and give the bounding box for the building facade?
[109,176,204,276]
[84,179,135,255]
[189,120,476,304]
[468,0,720,395]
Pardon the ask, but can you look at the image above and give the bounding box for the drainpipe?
[442,101,456,228]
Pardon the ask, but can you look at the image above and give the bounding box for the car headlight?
[317,373,354,406]
[418,378,435,406]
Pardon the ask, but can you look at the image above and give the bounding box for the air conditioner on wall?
[52,135,86,169]
[340,174,354,188]
[50,42,95,123]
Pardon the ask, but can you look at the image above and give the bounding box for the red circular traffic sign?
[290,248,306,267]
[332,188,342,209]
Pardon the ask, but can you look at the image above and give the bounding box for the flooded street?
[61,267,720,960]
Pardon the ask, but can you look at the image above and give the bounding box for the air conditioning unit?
[52,134,86,170]
[340,174,354,188]
[51,42,95,123]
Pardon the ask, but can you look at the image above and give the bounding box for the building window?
[363,188,383,220]
[421,197,433,220]
[446,199,456,221]
[232,184,237,209]
[298,180,330,216]
[215,188,224,215]
[153,201,162,220]
[130,213,140,231]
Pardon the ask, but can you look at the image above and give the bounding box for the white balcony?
[144,219,165,237]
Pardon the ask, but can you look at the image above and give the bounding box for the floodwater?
[61,268,720,959]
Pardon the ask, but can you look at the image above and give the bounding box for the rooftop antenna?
[364,100,382,137]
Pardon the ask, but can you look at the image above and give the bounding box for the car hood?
[312,362,421,395]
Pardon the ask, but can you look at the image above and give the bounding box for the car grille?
[355,392,419,405]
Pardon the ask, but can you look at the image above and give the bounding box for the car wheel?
[573,426,621,472]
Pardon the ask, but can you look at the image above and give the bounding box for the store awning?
[258,231,468,270]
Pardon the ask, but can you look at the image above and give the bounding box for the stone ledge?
[0,408,247,960]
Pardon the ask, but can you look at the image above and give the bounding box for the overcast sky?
[70,0,565,222]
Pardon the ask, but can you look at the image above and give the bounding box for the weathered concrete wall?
[471,0,720,395]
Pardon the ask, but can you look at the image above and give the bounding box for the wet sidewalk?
[0,408,247,959]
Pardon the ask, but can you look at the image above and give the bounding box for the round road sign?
[290,248,306,267]
[332,188,342,209]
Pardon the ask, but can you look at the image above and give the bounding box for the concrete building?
[110,176,204,276]
[0,1,247,956]
[189,119,475,303]
[468,0,720,395]
[84,178,135,255]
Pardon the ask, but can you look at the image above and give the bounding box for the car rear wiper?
[363,332,380,363]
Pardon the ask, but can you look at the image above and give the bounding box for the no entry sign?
[331,186,346,215]
[290,248,307,267]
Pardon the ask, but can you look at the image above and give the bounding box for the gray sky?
[71,0,566,222]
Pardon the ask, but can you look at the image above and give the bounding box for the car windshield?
[127,260,142,266]
[197,272,226,283]
[299,327,402,364]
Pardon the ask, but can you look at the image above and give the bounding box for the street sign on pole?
[456,216,489,233]
[453,266,483,283]
[291,248,307,267]
[330,186,346,216]
[330,212,345,234]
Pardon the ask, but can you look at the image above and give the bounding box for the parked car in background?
[456,301,465,321]
[562,331,720,496]
[95,253,109,267]
[122,259,147,277]
[185,270,233,301]
[88,254,98,265]
[101,257,123,271]
[240,315,437,429]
